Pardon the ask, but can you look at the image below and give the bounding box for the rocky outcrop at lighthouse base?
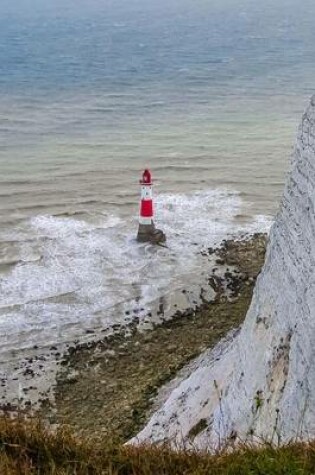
[137,222,166,244]
[131,96,315,449]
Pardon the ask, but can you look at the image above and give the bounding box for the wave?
[0,180,34,187]
[152,164,220,172]
[0,187,272,353]
[0,258,22,267]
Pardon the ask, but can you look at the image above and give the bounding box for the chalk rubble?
[131,96,315,449]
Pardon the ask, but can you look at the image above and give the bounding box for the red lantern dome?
[140,169,152,185]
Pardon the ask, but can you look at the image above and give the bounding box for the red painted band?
[140,200,153,217]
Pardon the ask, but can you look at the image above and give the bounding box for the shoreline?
[52,233,267,442]
[0,232,267,444]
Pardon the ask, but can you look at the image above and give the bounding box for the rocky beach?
[19,232,267,442]
[0,233,267,444]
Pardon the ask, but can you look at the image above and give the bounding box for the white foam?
[0,189,272,355]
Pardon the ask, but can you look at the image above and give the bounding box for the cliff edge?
[131,96,315,449]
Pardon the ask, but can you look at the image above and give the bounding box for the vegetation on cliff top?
[1,416,315,474]
[1,235,281,473]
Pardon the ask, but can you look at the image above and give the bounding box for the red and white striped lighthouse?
[139,169,154,226]
[137,169,166,244]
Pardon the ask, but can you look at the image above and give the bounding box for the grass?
[1,416,315,474]
[1,235,279,473]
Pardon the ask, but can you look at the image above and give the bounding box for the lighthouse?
[137,169,166,244]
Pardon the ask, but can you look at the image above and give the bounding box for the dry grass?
[1,416,315,474]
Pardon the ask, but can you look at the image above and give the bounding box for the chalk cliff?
[131,96,315,449]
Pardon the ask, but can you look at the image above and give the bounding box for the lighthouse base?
[137,222,166,244]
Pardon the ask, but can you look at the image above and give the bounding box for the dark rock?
[137,222,166,244]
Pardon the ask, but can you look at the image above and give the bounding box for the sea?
[0,0,315,356]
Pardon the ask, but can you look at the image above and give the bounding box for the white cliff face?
[131,96,315,449]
